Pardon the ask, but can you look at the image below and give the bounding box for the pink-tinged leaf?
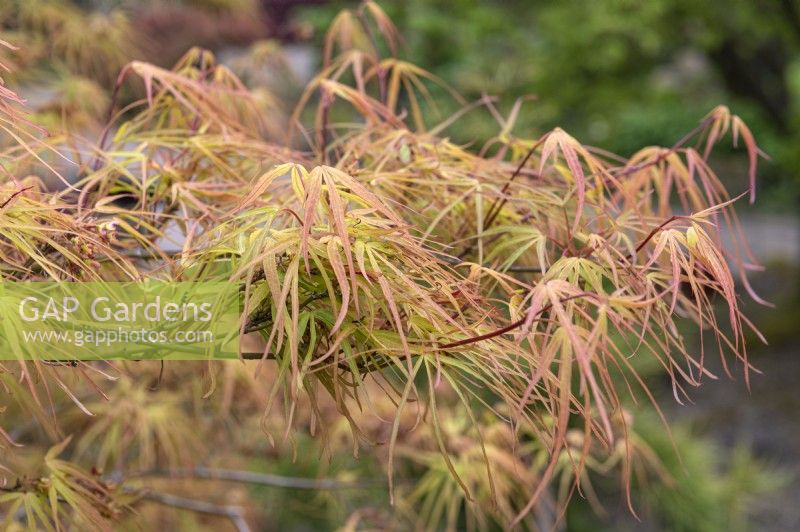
[558,135,586,234]
[324,166,404,226]
[549,290,613,444]
[320,167,361,316]
[301,169,323,271]
[520,288,547,338]
[732,116,758,203]
[289,256,301,398]
[327,238,351,333]
[139,65,154,108]
[538,130,560,176]
[667,237,683,314]
[703,106,730,159]
[227,165,284,215]
[378,275,411,366]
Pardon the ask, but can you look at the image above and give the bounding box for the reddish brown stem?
[484,133,550,231]
[614,114,715,178]
[458,133,549,260]
[630,215,688,259]
[439,293,592,349]
[0,186,33,210]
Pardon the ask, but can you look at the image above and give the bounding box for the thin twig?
[433,252,543,274]
[483,134,550,231]
[630,215,687,260]
[439,293,593,349]
[0,186,33,210]
[458,133,549,260]
[613,114,715,178]
[132,467,380,490]
[135,490,250,532]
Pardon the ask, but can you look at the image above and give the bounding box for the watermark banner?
[0,281,240,360]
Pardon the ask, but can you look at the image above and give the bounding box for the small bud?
[686,226,699,250]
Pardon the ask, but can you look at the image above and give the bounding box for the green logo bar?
[0,282,240,360]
